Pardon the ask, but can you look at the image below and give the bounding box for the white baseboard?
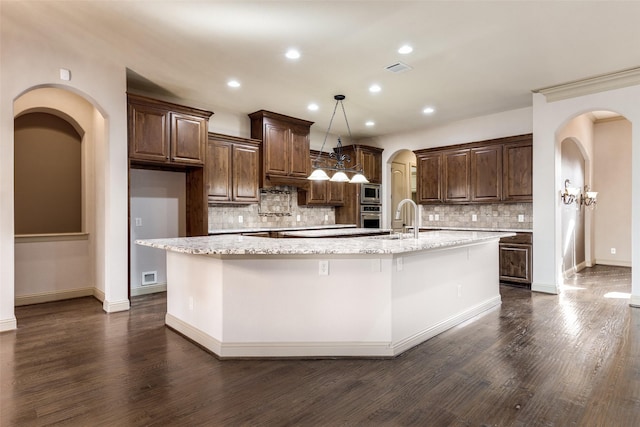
[131,283,167,297]
[595,259,632,267]
[0,317,17,332]
[102,299,130,313]
[15,287,95,306]
[630,295,640,308]
[531,282,560,294]
[93,288,105,303]
[166,295,502,359]
[391,295,502,356]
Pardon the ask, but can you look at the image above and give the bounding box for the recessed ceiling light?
[285,49,300,59]
[398,45,413,54]
[423,107,435,114]
[369,84,381,93]
[307,103,319,111]
[227,80,241,88]
[365,121,375,127]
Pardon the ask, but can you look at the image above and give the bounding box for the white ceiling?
[4,1,640,138]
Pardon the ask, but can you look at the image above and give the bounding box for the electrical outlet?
[471,214,477,222]
[135,217,142,227]
[396,257,403,272]
[518,214,525,223]
[611,248,617,255]
[296,214,301,222]
[371,258,381,272]
[324,214,329,221]
[428,214,434,221]
[457,284,462,297]
[188,296,194,310]
[238,215,243,223]
[319,260,329,276]
[434,214,440,221]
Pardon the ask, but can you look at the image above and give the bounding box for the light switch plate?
[518,214,525,222]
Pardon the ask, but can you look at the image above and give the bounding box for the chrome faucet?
[395,198,421,239]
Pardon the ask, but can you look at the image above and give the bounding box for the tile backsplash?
[420,203,532,230]
[208,186,335,230]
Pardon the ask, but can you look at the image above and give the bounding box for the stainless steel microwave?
[361,183,381,204]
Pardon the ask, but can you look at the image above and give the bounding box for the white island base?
[164,239,502,358]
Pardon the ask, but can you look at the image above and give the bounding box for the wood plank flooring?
[1,265,638,426]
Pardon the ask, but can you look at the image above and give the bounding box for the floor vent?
[385,62,413,73]
[141,271,157,286]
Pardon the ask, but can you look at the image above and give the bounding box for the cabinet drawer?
[500,233,532,245]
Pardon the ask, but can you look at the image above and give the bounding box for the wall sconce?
[560,179,581,205]
[581,185,598,208]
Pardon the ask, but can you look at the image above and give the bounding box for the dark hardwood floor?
[1,265,638,426]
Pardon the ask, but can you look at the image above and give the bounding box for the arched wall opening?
[13,87,102,306]
[532,86,638,307]
[387,149,417,230]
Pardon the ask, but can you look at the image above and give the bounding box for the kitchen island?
[137,230,512,358]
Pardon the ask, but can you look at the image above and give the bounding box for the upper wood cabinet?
[128,94,213,166]
[415,134,532,204]
[298,150,345,206]
[503,140,533,201]
[206,133,261,204]
[248,110,313,187]
[338,144,384,184]
[471,145,502,202]
[443,149,471,203]
[417,152,443,203]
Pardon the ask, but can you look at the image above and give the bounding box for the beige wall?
[593,118,632,266]
[560,138,586,275]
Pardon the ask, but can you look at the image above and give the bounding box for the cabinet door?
[327,181,345,205]
[288,125,310,177]
[499,243,532,284]
[417,153,442,203]
[128,102,170,163]
[471,146,502,202]
[171,112,207,165]
[443,149,470,202]
[206,139,232,202]
[233,144,260,203]
[264,120,289,176]
[361,150,382,184]
[503,141,532,201]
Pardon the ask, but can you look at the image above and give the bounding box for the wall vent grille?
[142,271,157,286]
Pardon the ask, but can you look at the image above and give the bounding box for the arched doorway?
[389,149,417,230]
[557,110,632,284]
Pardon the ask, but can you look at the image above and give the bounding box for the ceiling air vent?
[385,62,413,73]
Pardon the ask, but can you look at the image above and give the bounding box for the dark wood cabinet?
[503,140,533,201]
[416,152,443,203]
[249,110,313,187]
[128,94,212,167]
[415,134,532,205]
[499,232,533,286]
[206,133,261,204]
[443,149,471,203]
[334,144,383,225]
[471,145,502,202]
[298,150,345,206]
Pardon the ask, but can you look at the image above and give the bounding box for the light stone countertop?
[419,226,533,233]
[136,230,514,256]
[208,224,357,235]
[277,228,393,238]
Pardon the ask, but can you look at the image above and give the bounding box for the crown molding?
[533,66,640,102]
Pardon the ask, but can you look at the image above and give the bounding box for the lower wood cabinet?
[499,232,532,286]
[206,133,261,204]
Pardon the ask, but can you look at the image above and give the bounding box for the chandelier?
[307,95,369,184]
